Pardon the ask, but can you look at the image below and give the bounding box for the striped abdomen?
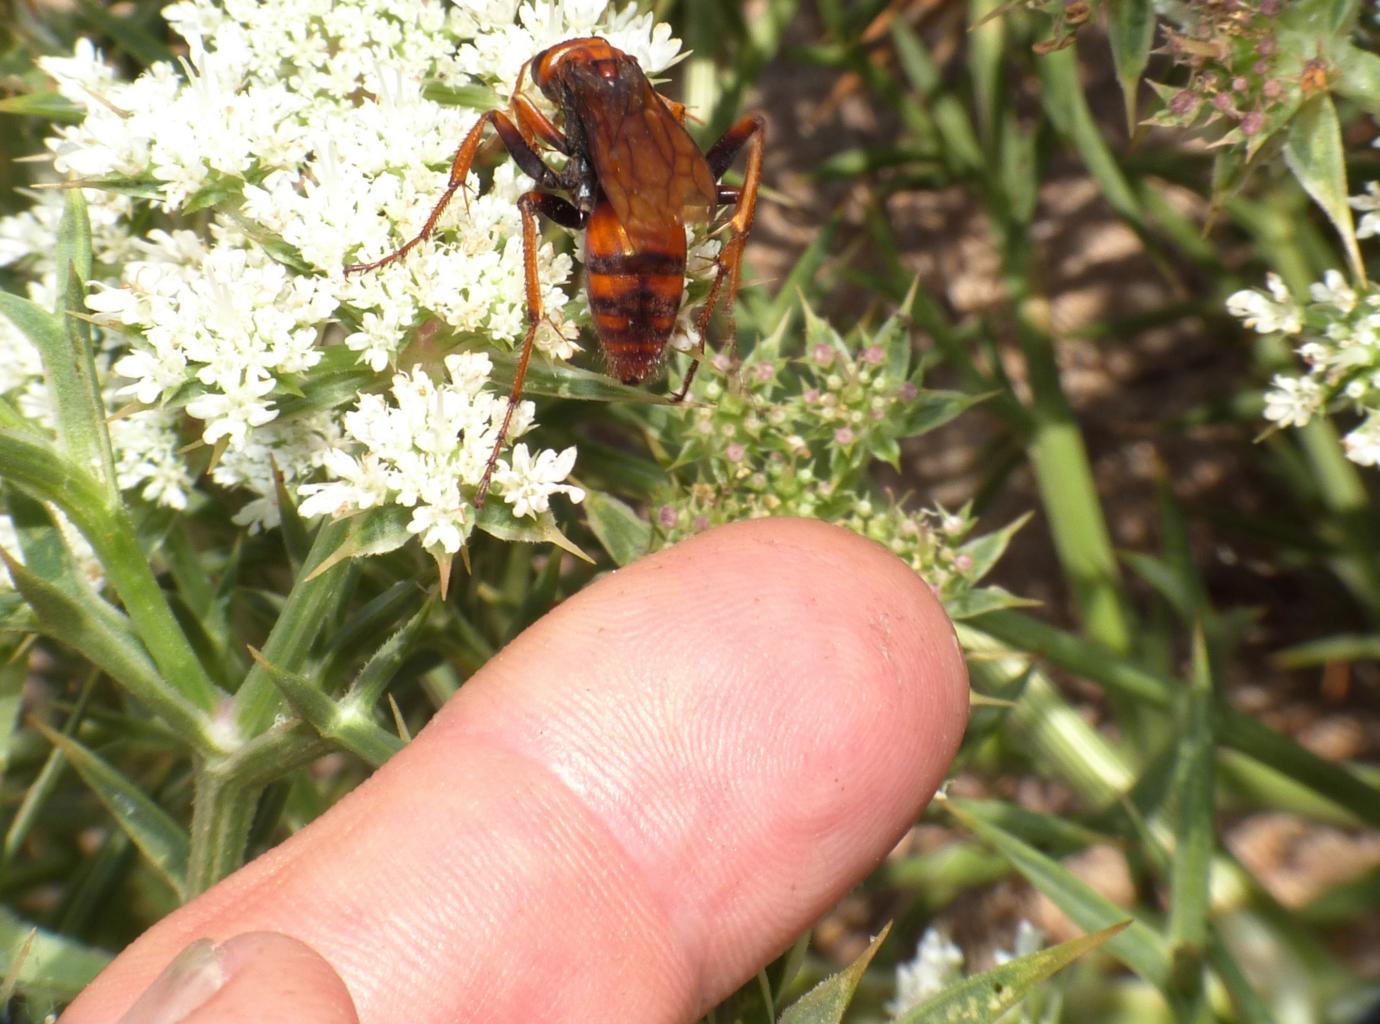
[584,198,686,385]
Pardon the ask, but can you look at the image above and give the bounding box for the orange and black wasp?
[345,36,765,504]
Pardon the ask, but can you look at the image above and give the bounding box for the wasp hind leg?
[674,113,765,402]
[475,191,587,508]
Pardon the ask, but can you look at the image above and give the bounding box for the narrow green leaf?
[236,517,363,734]
[948,799,1172,989]
[0,643,25,780]
[1122,551,1199,621]
[957,514,1030,583]
[969,611,1171,707]
[0,290,101,483]
[0,91,84,122]
[272,460,312,567]
[1205,930,1278,1024]
[344,591,435,710]
[54,191,118,497]
[890,19,939,94]
[303,506,413,582]
[254,649,403,767]
[753,217,837,338]
[898,389,994,437]
[55,189,93,298]
[1219,706,1380,828]
[968,0,1005,145]
[946,798,1112,855]
[72,0,175,64]
[485,348,672,404]
[1167,628,1214,1008]
[0,550,214,746]
[997,112,1039,227]
[3,485,97,602]
[1283,94,1365,284]
[1036,48,1145,228]
[476,502,591,562]
[943,586,1037,621]
[31,174,163,200]
[897,920,1130,1023]
[33,721,188,898]
[584,491,651,567]
[0,431,222,717]
[778,922,890,1024]
[3,670,98,864]
[1273,632,1380,667]
[0,907,111,1001]
[1106,0,1156,129]
[420,82,504,110]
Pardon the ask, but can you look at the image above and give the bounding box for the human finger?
[65,517,968,1024]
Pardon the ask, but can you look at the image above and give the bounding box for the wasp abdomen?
[584,204,686,384]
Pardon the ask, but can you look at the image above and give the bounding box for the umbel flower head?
[0,0,687,559]
[1226,198,1380,469]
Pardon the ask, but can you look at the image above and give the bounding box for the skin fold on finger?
[64,517,968,1024]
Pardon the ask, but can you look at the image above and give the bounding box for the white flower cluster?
[886,928,965,1016]
[1,0,682,552]
[885,921,1045,1017]
[1227,204,1380,467]
[298,353,582,554]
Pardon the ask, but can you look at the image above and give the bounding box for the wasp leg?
[674,113,766,402]
[344,109,568,275]
[513,93,569,154]
[475,191,587,508]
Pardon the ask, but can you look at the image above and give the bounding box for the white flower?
[406,500,471,554]
[1344,412,1380,466]
[1263,375,1323,428]
[1226,273,1302,334]
[298,449,392,519]
[1350,180,1380,240]
[886,928,965,1016]
[1310,269,1357,314]
[110,407,194,510]
[490,443,585,517]
[185,367,279,447]
[993,920,1045,965]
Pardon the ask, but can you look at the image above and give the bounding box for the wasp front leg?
[676,113,766,401]
[344,102,569,275]
[475,191,587,508]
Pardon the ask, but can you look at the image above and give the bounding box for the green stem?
[233,518,356,736]
[1006,275,1136,654]
[186,770,260,898]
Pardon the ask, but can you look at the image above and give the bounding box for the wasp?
[345,37,765,504]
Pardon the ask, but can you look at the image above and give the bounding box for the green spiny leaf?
[896,920,1130,1023]
[778,922,891,1024]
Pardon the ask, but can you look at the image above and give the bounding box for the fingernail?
[117,939,226,1024]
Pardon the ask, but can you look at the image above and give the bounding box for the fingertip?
[653,515,971,776]
[461,515,969,1000]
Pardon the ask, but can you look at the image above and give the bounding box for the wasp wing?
[565,55,717,254]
